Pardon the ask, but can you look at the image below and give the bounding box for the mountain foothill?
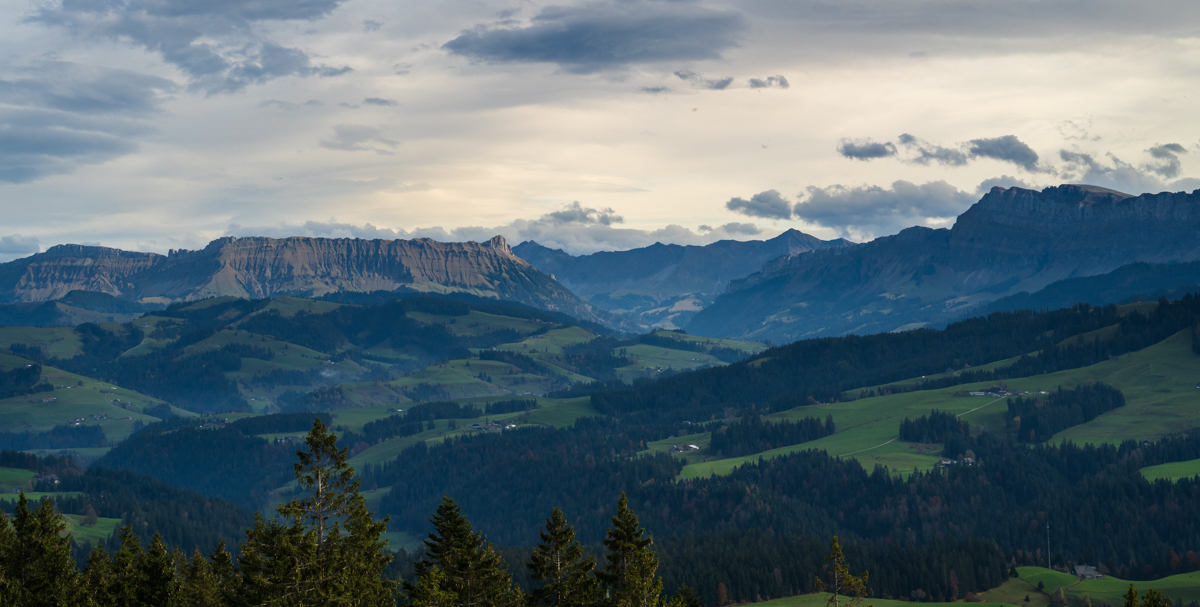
[5,183,1200,607]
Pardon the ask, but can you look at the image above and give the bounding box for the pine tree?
[239,417,395,606]
[411,496,518,607]
[138,533,179,606]
[599,493,662,607]
[407,566,458,607]
[2,493,78,606]
[527,507,599,607]
[1123,585,1140,607]
[814,536,870,607]
[180,546,224,607]
[1143,589,1168,607]
[668,585,701,607]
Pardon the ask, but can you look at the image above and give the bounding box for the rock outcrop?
[513,229,852,329]
[0,236,598,322]
[688,185,1200,342]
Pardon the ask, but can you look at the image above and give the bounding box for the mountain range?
[0,235,599,324]
[689,185,1200,342]
[512,230,851,329]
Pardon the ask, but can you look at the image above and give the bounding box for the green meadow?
[1141,458,1200,482]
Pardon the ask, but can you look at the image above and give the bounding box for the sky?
[2,0,1200,261]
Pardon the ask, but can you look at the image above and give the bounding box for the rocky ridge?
[688,185,1200,342]
[0,236,599,322]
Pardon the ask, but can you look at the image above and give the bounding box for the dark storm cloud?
[838,139,896,160]
[794,180,975,239]
[443,1,744,74]
[748,75,789,89]
[976,175,1035,194]
[31,0,351,94]
[725,190,793,220]
[1057,149,1200,194]
[318,125,398,154]
[968,135,1041,172]
[0,235,40,259]
[0,62,174,183]
[1146,143,1187,178]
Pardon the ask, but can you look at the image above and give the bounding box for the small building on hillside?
[1074,565,1101,579]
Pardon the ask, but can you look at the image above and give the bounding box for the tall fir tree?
[599,493,662,607]
[527,507,599,607]
[667,586,701,607]
[410,496,518,607]
[1123,585,1140,607]
[238,417,395,606]
[814,536,870,607]
[1,493,78,607]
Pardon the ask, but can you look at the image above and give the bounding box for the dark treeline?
[1006,383,1126,443]
[592,296,1200,425]
[95,417,301,511]
[707,413,834,458]
[592,304,1127,424]
[486,398,540,415]
[898,410,968,444]
[0,361,51,399]
[337,399,488,448]
[0,424,107,451]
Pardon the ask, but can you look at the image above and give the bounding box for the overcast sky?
[2,0,1200,260]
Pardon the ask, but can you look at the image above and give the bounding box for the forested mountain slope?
[690,185,1200,342]
[514,230,851,329]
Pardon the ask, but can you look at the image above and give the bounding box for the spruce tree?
[180,546,224,607]
[668,586,701,607]
[599,493,662,607]
[814,536,870,607]
[407,566,458,607]
[1122,585,1140,607]
[527,507,599,607]
[3,493,78,606]
[239,417,395,606]
[411,496,518,607]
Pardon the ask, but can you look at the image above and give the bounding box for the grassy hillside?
[675,328,1200,479]
[1141,458,1200,482]
[1013,567,1200,606]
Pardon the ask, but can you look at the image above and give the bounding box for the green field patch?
[239,297,344,320]
[495,326,596,356]
[1142,458,1200,482]
[0,326,84,358]
[1058,324,1121,348]
[0,467,36,489]
[646,330,766,354]
[751,592,1015,607]
[0,491,84,503]
[0,353,167,440]
[407,310,547,337]
[980,575,1050,607]
[614,344,726,382]
[61,514,121,544]
[1015,567,1200,606]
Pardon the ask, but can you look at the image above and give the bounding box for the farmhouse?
[1074,565,1101,579]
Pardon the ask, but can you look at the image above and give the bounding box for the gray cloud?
[898,133,969,166]
[718,222,761,235]
[0,234,40,262]
[748,75,789,89]
[794,180,975,239]
[32,0,352,94]
[363,19,383,32]
[318,125,398,154]
[1059,150,1178,194]
[230,203,772,255]
[975,175,1035,194]
[0,62,175,183]
[363,97,399,107]
[674,70,734,90]
[838,139,896,160]
[443,1,744,74]
[968,135,1041,172]
[726,190,793,220]
[1146,143,1187,178]
[545,201,623,226]
[641,86,670,94]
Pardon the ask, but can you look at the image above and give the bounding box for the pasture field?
[407,310,548,336]
[678,328,1200,480]
[0,352,166,440]
[61,514,121,545]
[0,492,83,503]
[645,330,766,354]
[980,576,1050,607]
[494,326,596,355]
[1015,567,1200,605]
[239,296,343,319]
[615,344,725,382]
[1141,458,1200,482]
[750,592,1014,607]
[0,467,35,490]
[0,326,83,358]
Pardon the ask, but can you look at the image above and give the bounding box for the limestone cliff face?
[689,185,1200,342]
[0,236,597,322]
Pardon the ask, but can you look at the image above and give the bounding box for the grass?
[0,467,35,490]
[61,514,121,544]
[1141,458,1200,482]
[647,330,766,354]
[1014,567,1200,605]
[0,492,83,503]
[748,592,1014,607]
[408,310,548,337]
[0,326,84,358]
[0,352,167,441]
[679,327,1200,480]
[495,326,596,355]
[615,344,726,382]
[980,576,1050,607]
